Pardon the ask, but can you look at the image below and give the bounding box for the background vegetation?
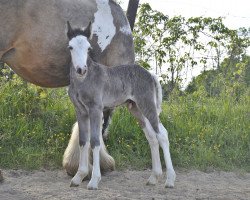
[0,3,249,171]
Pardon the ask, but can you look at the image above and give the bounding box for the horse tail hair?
[152,74,163,115]
[99,133,115,172]
[63,122,115,176]
[62,122,79,176]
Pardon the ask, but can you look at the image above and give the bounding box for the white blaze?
[92,0,116,51]
[69,35,90,71]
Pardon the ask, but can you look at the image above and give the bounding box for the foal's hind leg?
[157,123,176,188]
[127,102,162,185]
[135,97,176,188]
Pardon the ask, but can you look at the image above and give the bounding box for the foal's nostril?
[76,68,87,75]
[82,69,87,75]
[76,68,82,75]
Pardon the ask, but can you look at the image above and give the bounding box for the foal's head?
[67,21,92,76]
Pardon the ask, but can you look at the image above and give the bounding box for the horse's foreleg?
[157,123,176,188]
[70,110,90,187]
[87,107,103,190]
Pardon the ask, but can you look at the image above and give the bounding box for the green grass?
[0,75,249,171]
[0,75,76,169]
[106,94,250,171]
[161,94,250,171]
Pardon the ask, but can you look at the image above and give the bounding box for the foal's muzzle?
[76,67,87,76]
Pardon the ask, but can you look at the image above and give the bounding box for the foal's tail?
[62,122,115,176]
[152,74,163,115]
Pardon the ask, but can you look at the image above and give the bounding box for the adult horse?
[0,0,135,175]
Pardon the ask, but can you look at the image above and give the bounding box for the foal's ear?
[67,21,73,39]
[83,21,92,39]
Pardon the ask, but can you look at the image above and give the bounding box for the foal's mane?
[67,28,89,41]
[67,21,91,41]
[67,21,96,62]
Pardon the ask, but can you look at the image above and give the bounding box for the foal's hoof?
[87,185,98,190]
[70,174,83,187]
[146,175,158,186]
[165,181,174,188]
[87,177,100,190]
[70,182,79,187]
[165,170,176,188]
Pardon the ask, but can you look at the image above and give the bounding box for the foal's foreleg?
[87,106,103,190]
[70,111,90,187]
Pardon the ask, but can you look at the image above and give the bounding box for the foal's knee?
[90,135,100,149]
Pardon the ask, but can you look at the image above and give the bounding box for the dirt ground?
[0,169,249,200]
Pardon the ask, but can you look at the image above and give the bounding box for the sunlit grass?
[0,75,249,171]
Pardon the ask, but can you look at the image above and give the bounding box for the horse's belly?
[2,44,70,87]
[0,0,135,88]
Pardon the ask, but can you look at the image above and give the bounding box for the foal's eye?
[68,46,73,50]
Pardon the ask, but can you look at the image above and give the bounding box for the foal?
[67,21,176,190]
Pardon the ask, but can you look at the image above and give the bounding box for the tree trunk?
[169,62,175,93]
[126,0,140,31]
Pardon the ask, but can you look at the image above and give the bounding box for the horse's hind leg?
[135,98,175,187]
[157,123,176,188]
[102,108,113,139]
[138,100,176,187]
[127,101,162,185]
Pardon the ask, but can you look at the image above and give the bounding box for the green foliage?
[133,3,250,93]
[186,55,250,99]
[164,93,250,171]
[106,107,151,169]
[106,92,250,171]
[0,67,249,171]
[1,3,250,172]
[0,68,75,169]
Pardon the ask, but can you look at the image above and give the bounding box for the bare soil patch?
[0,169,249,200]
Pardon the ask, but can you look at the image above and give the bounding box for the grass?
[0,75,249,172]
[0,75,75,169]
[106,94,250,171]
[162,94,250,171]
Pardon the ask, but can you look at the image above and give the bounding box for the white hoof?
[165,169,176,188]
[87,177,101,190]
[70,176,81,187]
[70,171,88,187]
[146,174,158,185]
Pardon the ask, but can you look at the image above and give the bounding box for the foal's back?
[106,64,155,91]
[100,64,156,107]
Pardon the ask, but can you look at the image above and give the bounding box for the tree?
[126,0,140,31]
[186,55,250,99]
[133,3,250,94]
